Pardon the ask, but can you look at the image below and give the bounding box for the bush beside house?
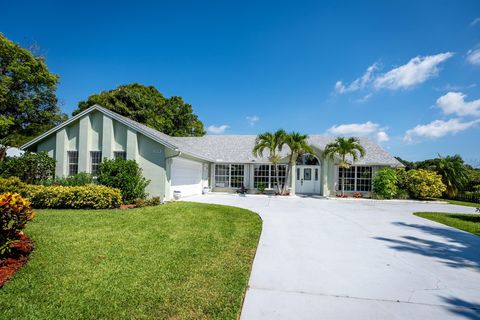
[97,158,150,204]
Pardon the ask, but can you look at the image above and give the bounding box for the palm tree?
[425,155,469,198]
[252,129,287,194]
[323,137,366,196]
[282,132,314,194]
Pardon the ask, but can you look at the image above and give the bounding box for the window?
[214,164,244,188]
[296,154,319,165]
[304,168,312,180]
[356,166,372,192]
[67,151,78,176]
[90,151,102,175]
[113,151,126,160]
[315,168,319,181]
[338,167,355,191]
[338,166,372,192]
[254,164,287,189]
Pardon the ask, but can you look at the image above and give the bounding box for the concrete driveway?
[185,194,480,319]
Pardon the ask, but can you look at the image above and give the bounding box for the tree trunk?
[341,155,345,197]
[275,163,281,194]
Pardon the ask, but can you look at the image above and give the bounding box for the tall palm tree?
[252,129,287,194]
[282,132,314,194]
[426,155,469,198]
[323,137,366,196]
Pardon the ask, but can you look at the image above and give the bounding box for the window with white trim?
[356,166,372,191]
[214,164,244,188]
[254,164,287,189]
[338,167,355,191]
[338,166,372,192]
[90,151,102,175]
[67,151,78,176]
[113,151,126,160]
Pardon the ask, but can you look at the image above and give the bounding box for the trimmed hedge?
[0,177,122,209]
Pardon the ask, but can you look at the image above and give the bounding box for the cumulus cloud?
[466,48,480,65]
[334,64,378,94]
[207,124,229,134]
[374,52,454,90]
[246,115,259,126]
[326,121,389,142]
[436,92,480,117]
[404,118,480,142]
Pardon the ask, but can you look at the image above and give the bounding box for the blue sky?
[1,0,480,164]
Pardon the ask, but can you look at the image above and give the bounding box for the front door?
[295,165,320,194]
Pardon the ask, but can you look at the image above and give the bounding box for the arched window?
[296,154,319,165]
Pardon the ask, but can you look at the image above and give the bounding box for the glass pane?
[315,168,318,181]
[304,168,312,180]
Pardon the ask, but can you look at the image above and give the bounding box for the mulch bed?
[0,233,34,288]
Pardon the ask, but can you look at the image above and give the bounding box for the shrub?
[257,183,266,194]
[97,158,150,204]
[406,169,446,199]
[373,167,398,199]
[0,193,35,256]
[42,172,94,186]
[0,152,55,184]
[145,196,161,206]
[0,177,121,209]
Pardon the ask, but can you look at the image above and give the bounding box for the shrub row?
[0,177,122,209]
[373,168,446,200]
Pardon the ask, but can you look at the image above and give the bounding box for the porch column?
[290,164,296,195]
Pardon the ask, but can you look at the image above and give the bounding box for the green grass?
[414,212,480,236]
[0,202,262,320]
[434,198,480,208]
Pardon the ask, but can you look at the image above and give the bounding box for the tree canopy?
[74,84,206,137]
[0,33,66,148]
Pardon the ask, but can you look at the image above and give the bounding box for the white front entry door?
[295,165,320,194]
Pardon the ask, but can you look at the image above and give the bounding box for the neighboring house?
[21,105,402,201]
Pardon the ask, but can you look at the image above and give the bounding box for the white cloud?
[335,63,378,94]
[466,48,480,65]
[404,118,480,142]
[470,17,480,27]
[376,131,390,142]
[374,52,454,90]
[246,115,259,126]
[207,124,229,134]
[327,121,389,142]
[436,92,480,117]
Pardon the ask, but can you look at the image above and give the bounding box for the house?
[21,105,403,200]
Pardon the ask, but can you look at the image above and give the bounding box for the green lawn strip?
[0,202,262,320]
[432,198,480,208]
[414,212,480,236]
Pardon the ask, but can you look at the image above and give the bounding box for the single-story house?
[21,104,403,201]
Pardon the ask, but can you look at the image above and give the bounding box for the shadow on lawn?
[374,222,480,270]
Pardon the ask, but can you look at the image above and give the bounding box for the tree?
[323,137,366,196]
[74,83,205,136]
[0,33,66,149]
[252,130,287,194]
[282,132,314,194]
[418,155,469,198]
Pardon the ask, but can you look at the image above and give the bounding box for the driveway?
[185,194,480,319]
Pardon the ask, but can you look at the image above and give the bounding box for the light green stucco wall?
[32,110,169,199]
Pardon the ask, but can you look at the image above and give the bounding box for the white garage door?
[171,157,203,198]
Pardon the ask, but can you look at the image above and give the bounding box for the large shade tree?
[0,33,66,154]
[252,130,287,194]
[74,84,205,136]
[282,132,314,194]
[323,137,366,196]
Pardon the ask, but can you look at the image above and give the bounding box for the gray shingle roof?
[175,135,403,166]
[21,105,403,166]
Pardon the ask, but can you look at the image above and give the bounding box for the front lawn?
[434,198,480,208]
[0,202,262,319]
[414,212,480,236]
